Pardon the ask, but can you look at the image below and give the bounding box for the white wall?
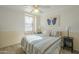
[0,7,40,48]
[0,7,25,48]
[36,15,41,32]
[0,7,25,31]
[40,6,79,32]
[40,6,79,51]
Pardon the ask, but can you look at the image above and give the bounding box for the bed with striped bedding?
[21,34,61,54]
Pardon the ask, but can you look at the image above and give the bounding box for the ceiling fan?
[32,5,39,12]
[24,5,44,15]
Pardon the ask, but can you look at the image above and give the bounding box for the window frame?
[24,14,36,34]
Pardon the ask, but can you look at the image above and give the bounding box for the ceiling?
[0,5,74,13]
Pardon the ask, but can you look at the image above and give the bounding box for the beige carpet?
[0,43,78,54]
[0,43,25,54]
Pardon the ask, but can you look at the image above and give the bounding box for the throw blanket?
[21,34,61,54]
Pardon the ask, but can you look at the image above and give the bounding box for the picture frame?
[47,16,60,27]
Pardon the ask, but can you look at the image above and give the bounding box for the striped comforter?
[21,34,61,54]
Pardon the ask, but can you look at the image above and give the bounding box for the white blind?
[25,16,33,31]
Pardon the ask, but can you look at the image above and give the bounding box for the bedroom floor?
[0,43,25,54]
[0,43,78,54]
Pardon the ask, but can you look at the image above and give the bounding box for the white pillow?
[51,30,59,37]
[42,30,50,36]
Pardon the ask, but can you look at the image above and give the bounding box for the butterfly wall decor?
[47,17,57,25]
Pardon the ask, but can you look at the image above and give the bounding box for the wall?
[0,7,40,48]
[0,7,25,48]
[36,15,41,32]
[40,6,79,51]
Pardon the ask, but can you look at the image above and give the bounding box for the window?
[25,15,33,32]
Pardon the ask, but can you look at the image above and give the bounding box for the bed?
[21,34,61,54]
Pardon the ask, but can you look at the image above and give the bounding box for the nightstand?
[63,36,73,52]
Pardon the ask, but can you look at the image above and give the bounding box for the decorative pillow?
[51,30,60,37]
[42,29,60,37]
[42,30,50,36]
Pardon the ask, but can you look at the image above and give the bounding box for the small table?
[63,36,73,52]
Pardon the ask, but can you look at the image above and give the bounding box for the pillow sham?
[51,30,60,37]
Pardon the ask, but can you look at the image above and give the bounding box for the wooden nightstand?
[63,36,73,52]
